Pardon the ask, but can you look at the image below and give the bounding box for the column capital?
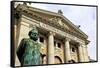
[65,37,71,41]
[48,31,55,36]
[78,42,87,48]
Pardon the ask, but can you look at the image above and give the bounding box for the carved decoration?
[16,9,87,40]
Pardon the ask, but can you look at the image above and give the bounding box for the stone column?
[64,37,71,63]
[82,44,89,62]
[15,24,21,66]
[48,32,55,64]
[78,43,84,62]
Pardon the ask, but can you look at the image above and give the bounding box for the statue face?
[30,31,39,41]
[29,26,39,41]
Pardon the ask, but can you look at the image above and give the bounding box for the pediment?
[16,4,88,39]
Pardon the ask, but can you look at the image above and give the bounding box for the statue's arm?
[16,39,26,62]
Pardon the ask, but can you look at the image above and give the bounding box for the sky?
[15,2,97,60]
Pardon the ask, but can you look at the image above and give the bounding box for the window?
[72,47,75,52]
[57,43,61,48]
[40,37,44,43]
[54,41,56,47]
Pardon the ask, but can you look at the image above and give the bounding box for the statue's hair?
[28,26,38,36]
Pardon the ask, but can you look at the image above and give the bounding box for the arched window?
[55,56,62,64]
[41,54,47,64]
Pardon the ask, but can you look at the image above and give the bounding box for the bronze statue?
[16,26,41,66]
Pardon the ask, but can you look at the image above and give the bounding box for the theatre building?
[13,3,90,66]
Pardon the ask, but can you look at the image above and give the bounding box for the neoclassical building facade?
[14,3,90,66]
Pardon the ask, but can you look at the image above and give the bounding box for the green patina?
[17,26,41,66]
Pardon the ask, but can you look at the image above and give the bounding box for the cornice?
[15,4,90,43]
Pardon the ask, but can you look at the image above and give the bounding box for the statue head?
[28,26,39,41]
